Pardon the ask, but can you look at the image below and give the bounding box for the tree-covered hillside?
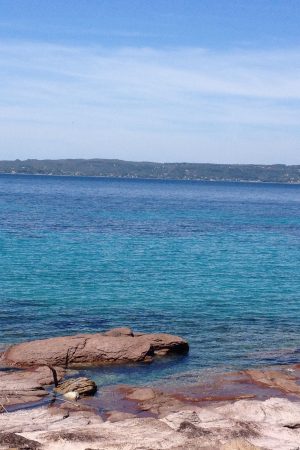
[0,159,299,183]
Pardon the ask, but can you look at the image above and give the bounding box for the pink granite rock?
[0,366,65,408]
[2,397,300,449]
[1,328,189,369]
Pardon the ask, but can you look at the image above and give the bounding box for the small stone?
[55,377,97,397]
[63,391,79,401]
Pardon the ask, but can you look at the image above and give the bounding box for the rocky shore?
[1,328,300,449]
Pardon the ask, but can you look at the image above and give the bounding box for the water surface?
[0,175,299,386]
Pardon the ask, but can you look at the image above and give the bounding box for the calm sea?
[0,175,300,387]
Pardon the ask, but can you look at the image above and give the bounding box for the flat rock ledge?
[1,397,300,449]
[0,327,189,369]
[0,366,66,409]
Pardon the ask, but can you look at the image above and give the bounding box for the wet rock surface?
[0,370,47,410]
[120,386,186,417]
[0,366,66,409]
[1,328,189,369]
[245,368,300,395]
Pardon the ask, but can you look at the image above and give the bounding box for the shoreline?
[2,362,300,415]
[1,364,300,449]
[1,171,300,185]
[1,330,300,449]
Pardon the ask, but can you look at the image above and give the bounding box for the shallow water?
[0,175,300,386]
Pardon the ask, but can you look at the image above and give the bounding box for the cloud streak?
[0,41,300,163]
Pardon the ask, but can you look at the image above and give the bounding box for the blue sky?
[0,0,300,163]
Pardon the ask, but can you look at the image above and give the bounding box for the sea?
[0,174,300,388]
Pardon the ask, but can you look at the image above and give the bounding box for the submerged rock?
[1,328,189,368]
[126,387,156,402]
[245,368,300,395]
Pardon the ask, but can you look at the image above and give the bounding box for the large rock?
[1,328,189,369]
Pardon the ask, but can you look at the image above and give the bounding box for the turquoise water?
[0,175,300,386]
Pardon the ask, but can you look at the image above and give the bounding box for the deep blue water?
[0,175,300,387]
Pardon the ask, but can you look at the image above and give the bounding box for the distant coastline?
[0,158,300,183]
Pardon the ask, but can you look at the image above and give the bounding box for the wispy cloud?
[0,41,299,163]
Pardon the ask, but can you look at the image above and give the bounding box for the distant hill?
[0,159,299,183]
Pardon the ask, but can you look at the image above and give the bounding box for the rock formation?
[1,397,300,449]
[2,331,300,449]
[1,328,189,369]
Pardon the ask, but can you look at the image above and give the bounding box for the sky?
[0,0,300,164]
